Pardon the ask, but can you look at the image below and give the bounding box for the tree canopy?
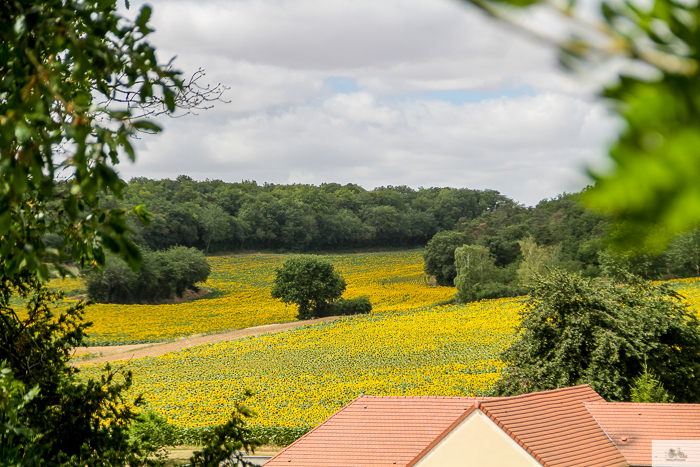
[94,179,513,253]
[423,231,471,286]
[86,246,210,304]
[493,269,700,402]
[271,256,346,319]
[0,0,185,280]
[454,244,498,301]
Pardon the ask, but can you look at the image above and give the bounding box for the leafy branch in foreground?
[0,274,151,466]
[106,67,230,124]
[1,0,226,279]
[1,274,261,466]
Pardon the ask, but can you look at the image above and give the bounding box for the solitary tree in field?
[454,244,496,301]
[271,256,346,319]
[516,237,558,287]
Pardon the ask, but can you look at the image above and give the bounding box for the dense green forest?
[65,177,700,294]
[91,176,511,252]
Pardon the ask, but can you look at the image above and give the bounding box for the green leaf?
[14,15,26,36]
[131,120,161,132]
[136,5,153,34]
[14,121,33,143]
[0,210,11,235]
[132,204,152,226]
[163,86,176,113]
[139,79,153,102]
[122,138,135,162]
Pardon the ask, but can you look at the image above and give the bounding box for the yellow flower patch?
[80,298,523,430]
[53,250,455,345]
[74,275,700,431]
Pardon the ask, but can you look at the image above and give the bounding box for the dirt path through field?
[72,316,340,366]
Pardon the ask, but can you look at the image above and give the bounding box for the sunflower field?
[54,250,455,345]
[74,273,700,438]
[79,297,523,431]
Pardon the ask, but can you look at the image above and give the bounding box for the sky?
[120,0,622,207]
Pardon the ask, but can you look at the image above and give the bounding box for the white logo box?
[653,440,700,466]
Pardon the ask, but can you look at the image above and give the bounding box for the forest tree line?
[74,176,512,252]
[424,188,700,301]
[52,176,700,302]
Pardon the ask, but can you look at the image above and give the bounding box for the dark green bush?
[86,246,211,304]
[133,420,310,448]
[472,282,524,301]
[161,246,212,297]
[320,296,372,317]
[0,278,151,466]
[128,410,179,455]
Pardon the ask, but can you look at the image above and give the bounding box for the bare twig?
[100,68,230,124]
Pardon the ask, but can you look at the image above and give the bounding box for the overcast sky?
[121,0,621,206]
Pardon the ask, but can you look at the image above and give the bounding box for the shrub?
[86,255,139,303]
[161,246,212,297]
[131,419,310,450]
[319,296,372,317]
[0,277,150,465]
[630,363,674,403]
[128,410,179,457]
[86,246,211,304]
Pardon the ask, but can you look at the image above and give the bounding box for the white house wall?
[413,410,543,467]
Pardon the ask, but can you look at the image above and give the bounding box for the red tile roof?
[264,396,487,467]
[265,385,635,467]
[481,385,629,467]
[586,402,700,466]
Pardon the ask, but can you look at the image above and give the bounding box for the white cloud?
[124,89,619,205]
[119,0,622,206]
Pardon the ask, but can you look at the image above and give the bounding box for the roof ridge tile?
[481,384,595,402]
[405,404,478,467]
